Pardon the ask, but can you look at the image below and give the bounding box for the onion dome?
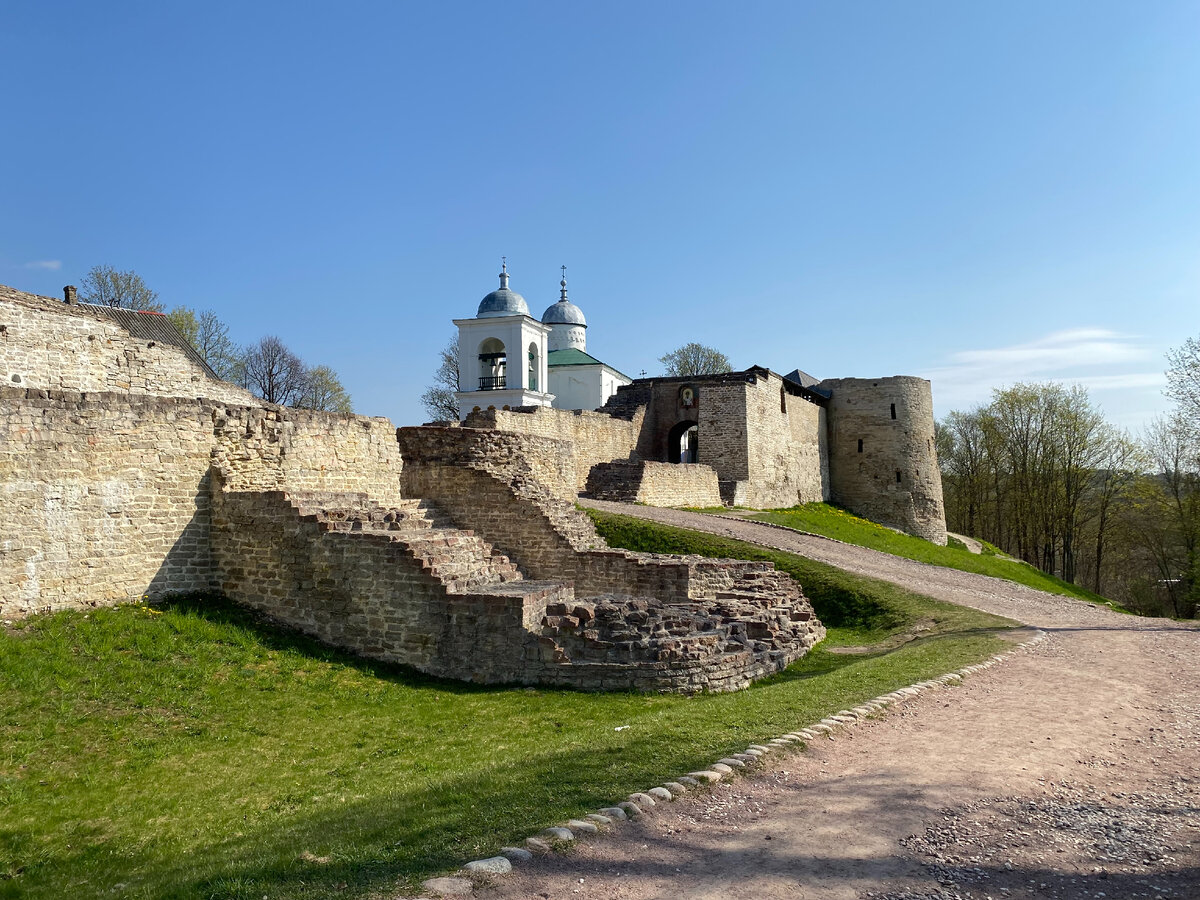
[477,260,530,318]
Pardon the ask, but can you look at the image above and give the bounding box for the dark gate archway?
[667,419,699,464]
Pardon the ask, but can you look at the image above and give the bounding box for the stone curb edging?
[417,628,1051,898]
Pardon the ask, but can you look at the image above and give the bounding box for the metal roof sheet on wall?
[83,305,220,380]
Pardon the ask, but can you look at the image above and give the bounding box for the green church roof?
[547,348,630,379]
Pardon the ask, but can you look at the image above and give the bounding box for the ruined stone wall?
[0,388,217,618]
[585,460,723,508]
[397,426,602,577]
[1,382,404,619]
[399,423,577,501]
[397,426,739,600]
[210,490,564,683]
[0,285,257,405]
[212,405,402,505]
[463,405,642,493]
[819,375,947,544]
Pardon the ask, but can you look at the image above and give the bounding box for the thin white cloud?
[23,260,62,271]
[925,329,1152,385]
[922,327,1166,421]
[941,328,1150,375]
[1071,372,1166,391]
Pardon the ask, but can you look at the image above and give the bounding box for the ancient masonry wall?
[211,406,402,505]
[585,460,723,508]
[696,381,751,504]
[742,372,829,508]
[0,384,406,619]
[397,426,763,601]
[463,405,642,494]
[210,490,563,683]
[819,375,947,545]
[0,389,218,618]
[0,285,257,406]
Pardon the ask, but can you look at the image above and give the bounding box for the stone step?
[285,492,525,593]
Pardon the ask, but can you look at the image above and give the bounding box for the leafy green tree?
[1136,412,1200,617]
[1165,334,1200,424]
[167,306,198,343]
[79,264,163,311]
[297,365,353,414]
[659,342,732,376]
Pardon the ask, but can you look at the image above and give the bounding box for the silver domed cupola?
[477,259,531,318]
[541,267,587,351]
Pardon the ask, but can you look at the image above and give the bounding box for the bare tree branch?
[421,334,461,421]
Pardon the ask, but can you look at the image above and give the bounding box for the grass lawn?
[735,503,1120,609]
[2,517,1015,900]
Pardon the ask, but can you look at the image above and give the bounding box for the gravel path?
[476,503,1200,900]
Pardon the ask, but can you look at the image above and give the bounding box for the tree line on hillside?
[937,337,1200,618]
[80,265,351,413]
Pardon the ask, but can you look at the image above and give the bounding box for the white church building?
[454,263,631,418]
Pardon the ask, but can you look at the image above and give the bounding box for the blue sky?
[4,2,1197,429]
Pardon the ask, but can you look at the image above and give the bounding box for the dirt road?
[479,503,1200,900]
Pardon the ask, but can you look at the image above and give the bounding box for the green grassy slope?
[2,519,1015,899]
[740,503,1120,608]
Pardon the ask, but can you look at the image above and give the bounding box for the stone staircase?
[287,491,526,594]
[598,381,653,421]
[272,442,827,692]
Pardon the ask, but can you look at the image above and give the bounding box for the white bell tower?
[453,261,554,419]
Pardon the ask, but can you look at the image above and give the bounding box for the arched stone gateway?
[668,419,699,464]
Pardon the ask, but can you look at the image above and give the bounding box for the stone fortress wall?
[472,366,944,544]
[1,388,218,618]
[0,285,408,620]
[0,388,405,621]
[1,285,824,692]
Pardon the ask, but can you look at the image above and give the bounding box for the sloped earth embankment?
[478,502,1200,900]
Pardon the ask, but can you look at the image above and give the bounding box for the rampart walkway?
[483,501,1200,900]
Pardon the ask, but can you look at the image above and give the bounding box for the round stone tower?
[818,375,947,545]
